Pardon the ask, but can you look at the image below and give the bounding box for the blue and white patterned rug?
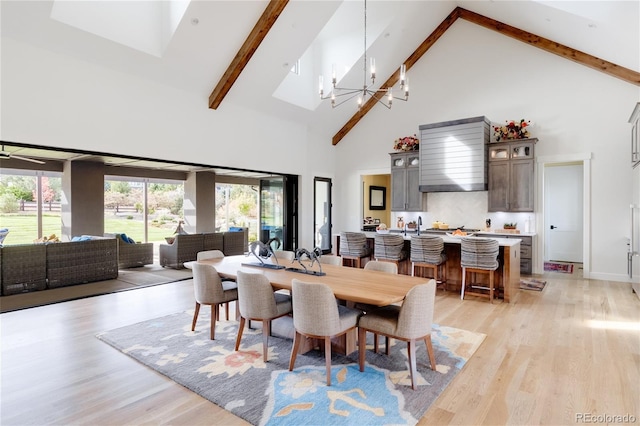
[97,311,485,425]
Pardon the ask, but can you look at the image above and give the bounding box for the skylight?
[50,0,190,58]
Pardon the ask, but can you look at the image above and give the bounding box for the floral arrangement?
[393,134,419,151]
[493,119,531,141]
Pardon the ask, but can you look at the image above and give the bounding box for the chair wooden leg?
[407,339,418,390]
[324,337,332,386]
[385,336,390,355]
[358,328,367,372]
[225,302,230,320]
[289,331,302,371]
[424,335,437,371]
[211,304,219,340]
[489,270,494,303]
[373,333,379,353]
[191,302,200,331]
[262,320,270,361]
[234,316,246,351]
[460,267,466,300]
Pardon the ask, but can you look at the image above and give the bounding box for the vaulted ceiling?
[2,0,639,147]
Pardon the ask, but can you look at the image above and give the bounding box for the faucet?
[417,216,422,236]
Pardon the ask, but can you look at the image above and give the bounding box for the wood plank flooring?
[1,271,638,425]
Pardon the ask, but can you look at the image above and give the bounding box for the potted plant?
[503,222,517,230]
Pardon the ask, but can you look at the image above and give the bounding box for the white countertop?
[360,231,521,247]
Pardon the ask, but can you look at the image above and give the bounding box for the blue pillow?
[120,233,134,244]
[127,236,135,244]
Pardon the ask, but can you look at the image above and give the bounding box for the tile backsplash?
[390,191,536,232]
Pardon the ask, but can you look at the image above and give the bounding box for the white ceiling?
[1,0,639,140]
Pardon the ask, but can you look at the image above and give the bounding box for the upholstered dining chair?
[374,233,408,274]
[289,279,361,386]
[411,235,447,291]
[197,249,225,261]
[358,280,437,390]
[318,255,342,266]
[460,237,500,303]
[363,260,398,352]
[234,271,292,361]
[363,260,398,274]
[339,232,371,268]
[273,250,295,263]
[195,249,234,320]
[191,263,238,340]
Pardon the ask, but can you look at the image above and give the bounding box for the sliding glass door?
[259,175,297,250]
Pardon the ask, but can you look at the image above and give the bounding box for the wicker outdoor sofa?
[0,237,118,295]
[159,230,248,269]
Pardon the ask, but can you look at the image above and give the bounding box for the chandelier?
[318,0,409,109]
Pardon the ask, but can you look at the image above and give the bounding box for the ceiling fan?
[0,145,45,164]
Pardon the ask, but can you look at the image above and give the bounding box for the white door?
[545,163,583,262]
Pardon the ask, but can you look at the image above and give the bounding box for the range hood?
[418,116,490,192]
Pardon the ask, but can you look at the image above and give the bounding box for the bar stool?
[411,235,447,291]
[460,237,499,303]
[374,234,408,274]
[339,232,371,268]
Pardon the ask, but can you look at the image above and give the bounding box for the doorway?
[544,163,584,262]
[259,175,298,251]
[314,177,332,254]
[538,154,591,277]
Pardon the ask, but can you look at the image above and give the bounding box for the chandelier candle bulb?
[400,64,406,85]
[370,57,376,81]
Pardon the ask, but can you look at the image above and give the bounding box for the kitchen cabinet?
[497,234,533,275]
[390,152,425,211]
[488,138,537,212]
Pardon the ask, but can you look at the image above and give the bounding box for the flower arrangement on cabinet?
[493,119,531,141]
[393,134,419,151]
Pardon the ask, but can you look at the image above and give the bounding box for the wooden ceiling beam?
[208,0,289,110]
[457,7,640,87]
[332,6,640,145]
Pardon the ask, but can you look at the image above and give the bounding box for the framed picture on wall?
[369,186,386,210]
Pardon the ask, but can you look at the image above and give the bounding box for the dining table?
[193,254,432,354]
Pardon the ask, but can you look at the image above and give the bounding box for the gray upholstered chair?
[318,255,342,266]
[196,249,232,319]
[273,250,295,263]
[197,249,225,261]
[191,263,238,339]
[460,237,499,303]
[363,260,398,352]
[234,271,292,361]
[339,232,371,268]
[289,279,361,386]
[363,260,398,274]
[411,235,447,291]
[358,280,437,390]
[374,233,408,274]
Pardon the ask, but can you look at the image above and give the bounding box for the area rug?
[0,266,192,313]
[97,311,485,425]
[520,278,547,291]
[544,262,574,274]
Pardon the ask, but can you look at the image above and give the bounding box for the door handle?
[550,225,557,229]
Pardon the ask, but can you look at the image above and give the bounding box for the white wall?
[2,19,639,281]
[332,20,640,282]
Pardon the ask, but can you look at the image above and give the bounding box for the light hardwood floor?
[1,271,638,425]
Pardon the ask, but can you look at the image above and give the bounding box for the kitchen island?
[336,231,521,303]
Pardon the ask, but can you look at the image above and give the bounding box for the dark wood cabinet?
[488,139,537,212]
[390,152,425,211]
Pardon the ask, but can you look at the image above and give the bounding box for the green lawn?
[0,214,174,245]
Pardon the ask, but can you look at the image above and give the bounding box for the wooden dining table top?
[196,255,430,307]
